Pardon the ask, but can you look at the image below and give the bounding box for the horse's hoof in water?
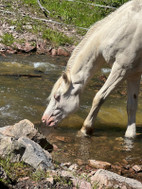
[125,131,136,139]
[76,130,90,137]
[77,127,93,137]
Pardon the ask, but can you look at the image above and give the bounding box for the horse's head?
[42,71,80,126]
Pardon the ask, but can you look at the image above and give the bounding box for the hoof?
[125,131,136,139]
[77,130,90,137]
[79,126,94,137]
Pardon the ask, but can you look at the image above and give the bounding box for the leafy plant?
[1,33,14,46]
[31,170,50,181]
[42,28,73,46]
[0,158,33,184]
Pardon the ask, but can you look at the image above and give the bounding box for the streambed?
[0,54,142,165]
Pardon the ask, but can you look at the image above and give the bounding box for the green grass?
[0,158,33,184]
[21,0,129,28]
[25,0,129,28]
[19,0,129,46]
[1,0,129,48]
[42,28,73,46]
[0,33,14,46]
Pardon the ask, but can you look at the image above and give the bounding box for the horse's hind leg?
[125,75,141,138]
[81,62,128,136]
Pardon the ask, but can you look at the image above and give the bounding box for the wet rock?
[111,164,122,175]
[132,165,142,173]
[76,159,84,166]
[122,159,129,165]
[57,47,70,56]
[91,169,142,189]
[88,159,111,169]
[55,136,71,142]
[71,178,92,189]
[0,119,53,152]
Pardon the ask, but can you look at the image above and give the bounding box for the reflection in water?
[0,54,142,165]
[123,138,134,152]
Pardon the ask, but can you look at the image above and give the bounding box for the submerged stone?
[88,159,111,169]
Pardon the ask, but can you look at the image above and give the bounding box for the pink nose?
[41,114,49,123]
[42,114,55,126]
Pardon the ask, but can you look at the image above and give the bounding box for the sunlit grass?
[21,0,129,28]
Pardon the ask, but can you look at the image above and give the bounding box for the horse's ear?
[62,71,71,93]
[62,71,70,84]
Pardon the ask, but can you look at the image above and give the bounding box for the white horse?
[42,0,142,138]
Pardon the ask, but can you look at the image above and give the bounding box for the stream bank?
[0,119,142,189]
[0,0,83,57]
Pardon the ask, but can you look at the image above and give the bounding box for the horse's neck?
[68,40,102,92]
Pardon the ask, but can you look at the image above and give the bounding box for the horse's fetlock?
[81,125,94,136]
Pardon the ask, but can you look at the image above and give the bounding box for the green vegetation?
[1,33,14,46]
[1,0,129,48]
[0,158,33,184]
[21,0,129,28]
[31,169,50,181]
[20,0,129,45]
[42,28,73,46]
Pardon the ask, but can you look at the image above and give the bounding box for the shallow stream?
[0,54,142,165]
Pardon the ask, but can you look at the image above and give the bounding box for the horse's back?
[100,0,142,67]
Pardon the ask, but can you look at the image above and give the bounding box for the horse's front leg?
[125,75,141,138]
[81,63,127,136]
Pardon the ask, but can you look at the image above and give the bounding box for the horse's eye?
[54,94,60,102]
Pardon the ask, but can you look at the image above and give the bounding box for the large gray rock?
[18,137,53,170]
[91,169,142,189]
[0,119,36,138]
[0,134,53,170]
[0,119,53,152]
[0,120,54,170]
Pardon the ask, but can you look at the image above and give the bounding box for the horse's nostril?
[42,118,46,123]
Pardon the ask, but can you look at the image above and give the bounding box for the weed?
[0,158,33,184]
[1,33,14,46]
[54,175,73,188]
[42,28,73,46]
[31,170,50,181]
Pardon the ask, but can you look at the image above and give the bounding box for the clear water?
[0,54,142,165]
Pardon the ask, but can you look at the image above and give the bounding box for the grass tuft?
[1,33,14,46]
